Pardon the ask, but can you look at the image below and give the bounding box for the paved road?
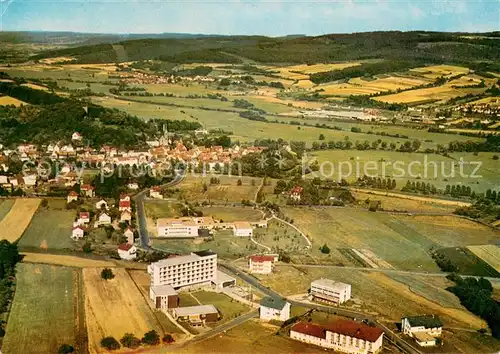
[220,263,422,354]
[134,171,185,250]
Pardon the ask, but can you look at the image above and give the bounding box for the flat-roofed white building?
[171,304,219,325]
[290,319,384,354]
[233,221,253,237]
[150,284,179,309]
[148,250,217,291]
[310,278,351,305]
[156,217,217,238]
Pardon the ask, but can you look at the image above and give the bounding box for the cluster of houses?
[454,100,500,117]
[69,190,137,260]
[155,216,267,238]
[114,70,216,86]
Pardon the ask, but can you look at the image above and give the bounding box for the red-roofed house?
[249,255,277,274]
[71,226,85,240]
[118,243,137,260]
[289,186,303,201]
[150,186,163,199]
[77,212,90,225]
[119,200,131,212]
[67,191,79,204]
[290,319,384,353]
[80,184,95,197]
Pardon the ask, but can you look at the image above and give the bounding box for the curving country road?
[134,171,185,250]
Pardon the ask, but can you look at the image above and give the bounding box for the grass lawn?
[3,264,79,354]
[144,200,183,220]
[310,150,496,192]
[199,205,263,222]
[178,292,201,307]
[18,210,77,251]
[152,230,266,259]
[174,319,328,354]
[191,290,250,325]
[253,218,309,253]
[435,247,500,277]
[0,199,14,221]
[178,175,262,202]
[260,266,485,329]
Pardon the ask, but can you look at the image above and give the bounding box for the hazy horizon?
[1,0,498,35]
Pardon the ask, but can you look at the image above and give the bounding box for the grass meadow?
[3,264,80,354]
[0,199,14,221]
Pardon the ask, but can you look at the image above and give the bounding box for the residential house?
[124,227,134,244]
[289,186,303,201]
[259,296,291,322]
[127,182,139,190]
[150,186,163,199]
[72,132,83,141]
[310,279,351,305]
[67,191,79,204]
[233,221,253,237]
[171,305,219,326]
[290,319,384,354]
[120,210,132,223]
[402,315,443,347]
[80,184,95,197]
[119,200,132,213]
[71,226,85,240]
[249,255,276,274]
[117,243,137,260]
[95,199,108,210]
[77,212,90,225]
[95,213,111,226]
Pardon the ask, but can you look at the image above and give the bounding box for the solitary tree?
[101,268,115,280]
[120,333,141,349]
[237,179,242,186]
[101,336,120,350]
[162,334,175,343]
[320,244,330,254]
[58,344,75,354]
[142,330,160,345]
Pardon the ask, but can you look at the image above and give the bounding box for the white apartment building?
[290,320,384,354]
[259,296,291,322]
[148,250,217,292]
[310,278,351,305]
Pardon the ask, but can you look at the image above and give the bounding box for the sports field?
[467,245,500,272]
[178,175,262,202]
[199,206,263,222]
[0,198,41,242]
[83,267,164,354]
[18,210,76,250]
[2,264,80,354]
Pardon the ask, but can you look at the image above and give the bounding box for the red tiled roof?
[325,319,384,343]
[68,191,78,196]
[290,186,303,194]
[81,184,94,190]
[250,255,275,263]
[291,322,326,339]
[79,212,90,218]
[118,243,133,251]
[119,200,131,208]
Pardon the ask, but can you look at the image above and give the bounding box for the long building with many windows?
[310,278,351,305]
[290,319,384,354]
[148,250,217,291]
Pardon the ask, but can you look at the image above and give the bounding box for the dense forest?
[29,31,500,65]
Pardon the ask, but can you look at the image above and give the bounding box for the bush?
[120,333,141,349]
[142,330,160,345]
[58,344,75,354]
[82,242,92,253]
[40,199,49,208]
[320,244,330,254]
[101,268,115,280]
[101,336,120,350]
[162,333,175,343]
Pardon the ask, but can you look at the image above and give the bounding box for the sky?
[1,0,499,35]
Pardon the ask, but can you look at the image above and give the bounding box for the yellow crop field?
[317,83,378,96]
[0,96,26,107]
[373,86,485,104]
[273,68,309,80]
[468,245,500,272]
[410,65,470,79]
[284,62,361,74]
[83,268,163,354]
[0,199,41,242]
[21,83,48,91]
[21,252,116,268]
[294,79,315,88]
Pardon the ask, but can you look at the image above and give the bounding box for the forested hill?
[0,81,148,147]
[30,31,500,64]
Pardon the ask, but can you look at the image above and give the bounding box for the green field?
[152,230,266,259]
[177,175,262,202]
[144,201,183,220]
[18,210,77,250]
[253,218,309,253]
[191,290,249,325]
[311,150,499,192]
[283,207,500,271]
[0,199,14,221]
[3,263,79,354]
[199,206,263,222]
[434,247,500,277]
